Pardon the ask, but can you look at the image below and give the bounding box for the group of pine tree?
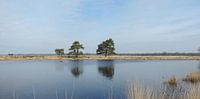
[54,38,115,57]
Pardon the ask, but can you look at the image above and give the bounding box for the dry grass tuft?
[184,83,200,99]
[183,72,200,83]
[166,76,177,86]
[127,82,158,99]
[128,81,200,99]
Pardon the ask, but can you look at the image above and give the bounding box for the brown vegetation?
[166,76,177,86]
[183,72,200,83]
[128,82,158,99]
[0,55,200,61]
[128,81,200,99]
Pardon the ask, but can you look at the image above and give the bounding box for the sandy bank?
[0,55,200,61]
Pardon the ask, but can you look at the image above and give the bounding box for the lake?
[0,60,199,99]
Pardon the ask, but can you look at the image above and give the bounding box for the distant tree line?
[55,38,200,58]
[54,38,116,57]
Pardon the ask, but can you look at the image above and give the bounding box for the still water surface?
[0,60,199,99]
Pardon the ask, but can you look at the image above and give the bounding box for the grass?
[185,83,200,99]
[128,81,158,99]
[183,72,200,83]
[133,72,200,99]
[128,81,200,99]
[165,76,177,86]
[11,80,200,99]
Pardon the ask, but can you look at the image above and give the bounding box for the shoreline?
[0,55,200,61]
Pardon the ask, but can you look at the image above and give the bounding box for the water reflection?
[0,60,198,99]
[68,60,83,78]
[198,61,200,70]
[54,61,65,71]
[97,60,115,80]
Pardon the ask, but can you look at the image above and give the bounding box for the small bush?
[166,76,177,86]
[183,72,200,83]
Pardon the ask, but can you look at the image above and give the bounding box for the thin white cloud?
[0,0,200,53]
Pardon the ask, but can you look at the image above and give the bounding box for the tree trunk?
[105,50,108,57]
[76,49,79,58]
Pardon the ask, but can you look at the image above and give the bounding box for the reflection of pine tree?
[71,67,83,77]
[69,60,83,78]
[98,60,115,80]
[98,66,114,79]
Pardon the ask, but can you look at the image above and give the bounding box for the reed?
[127,81,158,99]
[166,76,177,86]
[128,81,200,99]
[183,72,200,83]
[184,83,200,99]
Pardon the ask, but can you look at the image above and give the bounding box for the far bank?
[0,55,200,61]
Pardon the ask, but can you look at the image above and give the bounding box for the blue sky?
[0,0,200,54]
